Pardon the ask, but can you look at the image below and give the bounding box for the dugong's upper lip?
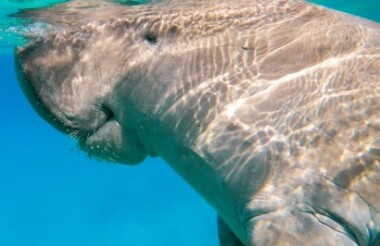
[15,50,65,132]
[14,47,112,139]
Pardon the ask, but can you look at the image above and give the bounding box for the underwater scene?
[0,0,379,245]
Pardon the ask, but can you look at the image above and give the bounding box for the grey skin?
[14,0,380,245]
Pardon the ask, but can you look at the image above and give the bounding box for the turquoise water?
[310,0,380,22]
[0,1,379,246]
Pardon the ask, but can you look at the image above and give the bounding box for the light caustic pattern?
[14,0,380,244]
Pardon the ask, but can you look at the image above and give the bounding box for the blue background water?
[0,1,379,245]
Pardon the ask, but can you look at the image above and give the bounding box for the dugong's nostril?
[142,31,157,45]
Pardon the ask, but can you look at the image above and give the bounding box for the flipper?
[245,209,359,246]
[217,215,244,246]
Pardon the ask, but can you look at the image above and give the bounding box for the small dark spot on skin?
[315,182,323,189]
[322,129,337,143]
[168,26,178,35]
[326,129,337,138]
[241,46,252,50]
[240,136,257,151]
[365,108,373,116]
[241,140,253,148]
[298,135,306,146]
[309,135,321,147]
[142,32,157,44]
[289,145,299,157]
[226,123,240,131]
[271,141,285,152]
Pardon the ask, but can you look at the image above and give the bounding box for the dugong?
[14,0,380,245]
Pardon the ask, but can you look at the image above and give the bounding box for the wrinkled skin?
[14,0,380,245]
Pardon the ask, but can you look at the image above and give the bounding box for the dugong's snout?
[15,41,148,164]
[15,46,71,134]
[14,44,112,137]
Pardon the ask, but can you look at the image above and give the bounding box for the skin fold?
[14,0,380,245]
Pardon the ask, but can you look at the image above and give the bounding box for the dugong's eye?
[141,31,157,45]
